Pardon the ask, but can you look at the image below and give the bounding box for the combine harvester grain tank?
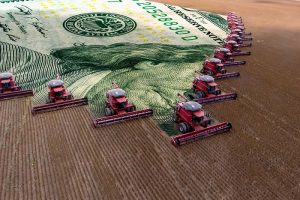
[0,72,33,100]
[93,82,153,127]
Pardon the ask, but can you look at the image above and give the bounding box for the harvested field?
[1,0,300,199]
[0,97,263,200]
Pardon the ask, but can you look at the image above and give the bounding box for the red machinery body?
[32,78,88,114]
[94,82,153,127]
[223,40,240,52]
[230,28,252,39]
[226,34,242,43]
[0,72,33,100]
[226,34,253,46]
[192,75,237,104]
[228,21,244,29]
[171,94,232,146]
[227,17,246,30]
[214,48,246,66]
[223,41,251,56]
[200,58,240,80]
[227,13,251,35]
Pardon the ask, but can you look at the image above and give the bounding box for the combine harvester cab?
[0,72,33,100]
[171,94,232,146]
[191,75,237,105]
[32,77,88,114]
[93,82,153,127]
[214,48,246,67]
[200,58,240,80]
[223,41,251,56]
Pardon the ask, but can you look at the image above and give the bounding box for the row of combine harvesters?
[170,12,253,146]
[0,12,251,147]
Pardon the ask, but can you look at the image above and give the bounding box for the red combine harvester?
[227,13,243,23]
[227,16,245,28]
[236,25,248,32]
[229,32,252,42]
[32,77,88,114]
[0,72,33,100]
[228,19,243,24]
[200,58,240,80]
[223,40,251,56]
[93,82,153,127]
[171,94,232,146]
[230,28,252,39]
[226,33,242,43]
[226,34,252,44]
[228,22,245,30]
[214,48,246,66]
[227,13,251,35]
[226,34,252,47]
[192,75,237,104]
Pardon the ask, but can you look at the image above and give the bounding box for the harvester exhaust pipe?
[112,81,119,88]
[177,93,188,101]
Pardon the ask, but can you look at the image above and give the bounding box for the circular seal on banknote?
[63,13,137,37]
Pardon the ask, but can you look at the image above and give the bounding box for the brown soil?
[1,0,300,199]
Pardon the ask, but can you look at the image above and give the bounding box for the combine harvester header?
[0,72,33,100]
[171,122,232,146]
[94,109,153,126]
[93,82,153,127]
[194,93,237,105]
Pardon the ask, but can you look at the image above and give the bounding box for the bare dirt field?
[1,0,300,199]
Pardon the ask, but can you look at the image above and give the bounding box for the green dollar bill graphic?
[0,0,228,135]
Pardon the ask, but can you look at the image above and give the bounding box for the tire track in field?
[0,98,30,200]
[187,93,299,199]
[0,96,299,199]
[207,78,300,197]
[31,106,123,200]
[140,118,263,200]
